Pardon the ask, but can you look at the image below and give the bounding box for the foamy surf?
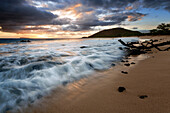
[0,37,139,112]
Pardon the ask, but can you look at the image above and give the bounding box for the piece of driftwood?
[118,39,170,52]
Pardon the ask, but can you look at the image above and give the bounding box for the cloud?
[33,0,170,13]
[0,0,169,33]
[0,0,71,32]
[142,0,170,12]
[126,12,146,21]
[0,0,56,26]
[126,6,133,10]
[1,26,25,32]
[81,0,138,9]
[62,11,146,31]
[103,12,146,23]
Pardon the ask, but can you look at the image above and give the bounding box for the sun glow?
[50,4,83,21]
[36,34,48,38]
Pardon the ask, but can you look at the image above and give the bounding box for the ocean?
[0,37,139,112]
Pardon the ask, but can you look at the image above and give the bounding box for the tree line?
[147,23,170,35]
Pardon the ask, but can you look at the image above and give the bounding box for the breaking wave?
[0,38,138,112]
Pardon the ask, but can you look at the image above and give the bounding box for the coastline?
[14,36,170,113]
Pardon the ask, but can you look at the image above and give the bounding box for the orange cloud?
[128,15,133,21]
[86,11,93,15]
[128,14,145,21]
[126,6,133,10]
[50,4,84,20]
[65,4,82,13]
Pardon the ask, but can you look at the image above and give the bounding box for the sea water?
[0,38,138,112]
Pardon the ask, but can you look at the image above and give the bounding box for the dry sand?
[15,36,170,113]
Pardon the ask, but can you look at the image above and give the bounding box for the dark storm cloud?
[1,26,25,32]
[35,0,138,10]
[22,27,49,30]
[81,0,138,9]
[1,0,170,33]
[63,11,146,31]
[165,6,170,12]
[63,14,109,31]
[103,15,128,22]
[0,0,71,32]
[74,12,146,31]
[1,26,49,32]
[0,0,57,26]
[142,0,170,12]
[38,0,170,12]
[53,18,71,25]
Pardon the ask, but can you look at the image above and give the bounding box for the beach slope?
[18,36,170,113]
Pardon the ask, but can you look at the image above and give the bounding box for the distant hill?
[87,28,142,38]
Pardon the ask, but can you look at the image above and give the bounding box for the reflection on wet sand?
[14,54,148,113]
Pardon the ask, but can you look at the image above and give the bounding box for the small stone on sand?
[124,63,130,66]
[121,71,128,74]
[118,87,126,92]
[131,62,136,64]
[121,60,126,62]
[139,95,148,99]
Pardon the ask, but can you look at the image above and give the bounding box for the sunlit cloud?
[126,6,133,10]
[0,0,169,38]
[50,4,83,21]
[127,14,145,21]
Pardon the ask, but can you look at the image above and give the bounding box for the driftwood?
[118,39,170,53]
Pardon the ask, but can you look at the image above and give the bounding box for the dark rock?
[111,63,115,66]
[63,81,69,86]
[20,40,31,42]
[37,94,43,99]
[85,62,94,69]
[118,87,126,92]
[124,63,130,66]
[119,47,123,50]
[139,95,148,99]
[131,62,136,64]
[121,71,128,74]
[80,46,88,49]
[121,60,126,62]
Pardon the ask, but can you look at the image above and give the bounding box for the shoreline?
[13,36,170,113]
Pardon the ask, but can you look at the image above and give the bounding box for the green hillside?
[88,28,142,38]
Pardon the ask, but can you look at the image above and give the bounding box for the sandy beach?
[1,0,170,112]
[14,36,170,113]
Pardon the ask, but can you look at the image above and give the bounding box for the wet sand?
[16,36,170,113]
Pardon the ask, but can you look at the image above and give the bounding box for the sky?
[0,0,170,38]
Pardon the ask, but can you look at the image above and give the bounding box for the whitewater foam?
[0,38,139,112]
